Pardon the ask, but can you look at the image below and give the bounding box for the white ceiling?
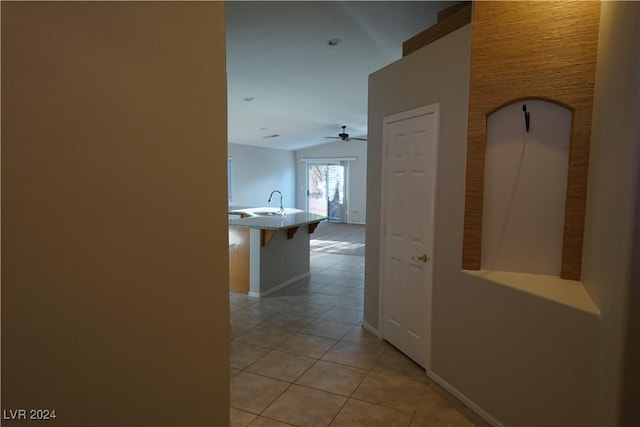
[226,1,457,151]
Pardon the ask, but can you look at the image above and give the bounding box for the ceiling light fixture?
[327,38,342,46]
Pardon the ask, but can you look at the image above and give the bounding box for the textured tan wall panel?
[463,1,601,280]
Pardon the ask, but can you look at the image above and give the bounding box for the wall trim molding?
[428,371,505,427]
[361,321,381,339]
[300,157,357,163]
[248,272,310,298]
[403,2,472,57]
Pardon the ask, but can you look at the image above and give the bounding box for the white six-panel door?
[380,104,439,370]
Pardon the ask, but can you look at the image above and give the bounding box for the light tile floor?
[230,252,489,427]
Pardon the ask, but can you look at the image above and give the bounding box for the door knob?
[411,254,429,263]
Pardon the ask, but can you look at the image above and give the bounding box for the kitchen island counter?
[228,207,326,297]
[228,209,326,230]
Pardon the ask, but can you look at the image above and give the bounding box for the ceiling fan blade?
[324,125,365,142]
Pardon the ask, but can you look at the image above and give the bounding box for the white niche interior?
[482,99,572,276]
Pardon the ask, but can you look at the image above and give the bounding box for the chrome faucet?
[268,190,285,216]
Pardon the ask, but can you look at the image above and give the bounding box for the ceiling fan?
[325,125,367,142]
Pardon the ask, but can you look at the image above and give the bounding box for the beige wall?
[366,10,639,424]
[366,26,473,332]
[622,145,640,426]
[1,2,229,426]
[582,2,640,425]
[367,24,599,427]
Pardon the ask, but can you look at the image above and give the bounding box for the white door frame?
[303,157,354,222]
[378,103,440,373]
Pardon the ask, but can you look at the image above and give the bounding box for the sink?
[232,207,305,217]
[252,211,281,217]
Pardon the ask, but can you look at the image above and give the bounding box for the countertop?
[229,207,326,230]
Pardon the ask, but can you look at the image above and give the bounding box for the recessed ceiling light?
[327,38,342,46]
[243,97,255,102]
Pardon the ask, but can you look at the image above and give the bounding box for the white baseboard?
[362,322,499,426]
[361,321,382,339]
[428,371,503,427]
[248,272,310,298]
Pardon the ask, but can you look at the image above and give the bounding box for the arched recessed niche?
[463,93,590,281]
[462,1,599,281]
[482,100,572,276]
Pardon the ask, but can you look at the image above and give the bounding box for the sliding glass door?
[307,162,347,222]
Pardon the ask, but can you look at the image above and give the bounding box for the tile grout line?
[231,251,370,426]
[233,252,484,426]
[241,322,357,425]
